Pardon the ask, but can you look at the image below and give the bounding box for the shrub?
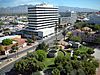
[2,39,13,45]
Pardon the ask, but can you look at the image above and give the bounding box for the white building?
[24,3,58,39]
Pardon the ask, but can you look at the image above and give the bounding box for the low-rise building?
[72,28,100,43]
[0,35,27,55]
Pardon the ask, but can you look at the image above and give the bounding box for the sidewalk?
[0,42,38,69]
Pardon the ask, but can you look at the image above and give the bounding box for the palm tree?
[54,22,58,48]
[32,34,36,43]
[62,30,66,40]
[62,24,67,40]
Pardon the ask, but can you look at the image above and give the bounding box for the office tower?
[24,3,58,39]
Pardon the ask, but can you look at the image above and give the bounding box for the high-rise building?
[24,3,58,39]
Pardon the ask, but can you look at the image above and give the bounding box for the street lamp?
[5,47,9,59]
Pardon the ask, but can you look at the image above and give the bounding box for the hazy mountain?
[0,5,28,15]
[58,6,99,12]
[0,5,99,15]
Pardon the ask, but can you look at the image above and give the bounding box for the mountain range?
[0,5,99,15]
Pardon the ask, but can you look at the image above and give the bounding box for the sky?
[0,0,100,10]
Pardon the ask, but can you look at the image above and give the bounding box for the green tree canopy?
[35,50,46,62]
[62,30,66,40]
[14,58,45,74]
[70,36,82,42]
[52,68,60,75]
[2,39,13,45]
[93,36,100,44]
[36,42,49,52]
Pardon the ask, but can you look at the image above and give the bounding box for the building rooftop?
[0,35,21,43]
[29,3,57,8]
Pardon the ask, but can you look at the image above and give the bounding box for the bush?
[2,39,13,45]
[27,39,33,43]
[70,36,81,42]
[52,68,60,75]
[36,50,46,62]
[36,42,49,52]
[14,58,45,74]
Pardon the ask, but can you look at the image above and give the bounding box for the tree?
[32,34,36,42]
[70,36,81,42]
[54,55,69,65]
[74,22,88,29]
[81,60,99,75]
[11,44,19,57]
[64,62,73,74]
[87,49,94,54]
[77,69,85,75]
[93,36,100,44]
[2,39,13,45]
[27,50,46,62]
[36,42,49,52]
[35,50,46,62]
[14,58,45,74]
[94,24,100,30]
[27,38,33,45]
[14,59,29,74]
[62,30,66,40]
[67,31,72,37]
[52,68,60,75]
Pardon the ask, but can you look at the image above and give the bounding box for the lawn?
[43,50,71,68]
[58,51,65,57]
[77,46,92,53]
[43,58,55,67]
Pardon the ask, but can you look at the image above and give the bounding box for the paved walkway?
[0,42,38,70]
[93,48,100,75]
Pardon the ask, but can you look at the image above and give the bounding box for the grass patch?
[43,58,55,67]
[77,46,92,53]
[58,51,65,57]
